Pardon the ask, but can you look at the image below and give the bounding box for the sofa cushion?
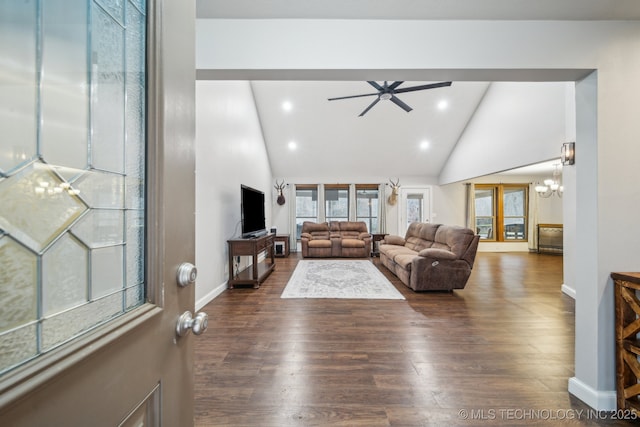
[394,253,416,270]
[308,239,331,248]
[384,235,405,246]
[301,222,331,241]
[340,231,360,239]
[342,238,365,248]
[338,221,367,232]
[379,244,416,261]
[404,223,439,252]
[434,225,476,257]
[418,248,458,260]
[310,231,330,239]
[302,221,329,233]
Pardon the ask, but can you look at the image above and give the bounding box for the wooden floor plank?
[195,252,633,426]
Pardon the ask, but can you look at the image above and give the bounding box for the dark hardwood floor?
[195,252,632,426]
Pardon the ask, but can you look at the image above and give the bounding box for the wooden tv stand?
[227,233,275,289]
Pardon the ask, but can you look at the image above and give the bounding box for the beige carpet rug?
[281,259,405,299]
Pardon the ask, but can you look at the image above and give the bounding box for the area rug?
[281,260,405,300]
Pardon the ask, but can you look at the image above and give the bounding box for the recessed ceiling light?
[288,141,297,150]
[437,100,449,110]
[420,140,430,151]
[282,101,293,112]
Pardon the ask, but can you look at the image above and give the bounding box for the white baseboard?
[568,377,616,411]
[195,281,227,311]
[561,283,576,299]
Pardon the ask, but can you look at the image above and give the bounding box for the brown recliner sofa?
[379,222,480,291]
[301,221,372,258]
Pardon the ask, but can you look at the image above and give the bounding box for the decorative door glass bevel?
[126,174,144,210]
[52,165,87,186]
[91,3,126,174]
[125,283,144,310]
[0,0,38,175]
[72,209,125,248]
[0,0,147,376]
[126,209,144,287]
[39,0,89,172]
[95,0,126,25]
[0,162,88,253]
[0,324,37,374]
[91,245,125,299]
[0,236,37,333]
[130,0,145,14]
[125,0,146,206]
[74,170,125,209]
[41,291,123,351]
[42,233,89,317]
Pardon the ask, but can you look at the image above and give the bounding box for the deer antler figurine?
[274,180,287,205]
[387,178,400,206]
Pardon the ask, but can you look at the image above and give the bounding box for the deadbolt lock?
[177,262,197,287]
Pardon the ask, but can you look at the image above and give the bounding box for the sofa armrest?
[418,248,459,260]
[383,235,406,246]
[358,232,372,241]
[301,233,312,240]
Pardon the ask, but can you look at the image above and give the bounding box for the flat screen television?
[241,185,267,238]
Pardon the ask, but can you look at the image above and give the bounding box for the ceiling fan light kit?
[328,80,452,117]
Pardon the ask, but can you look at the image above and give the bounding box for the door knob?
[177,262,197,287]
[176,311,208,337]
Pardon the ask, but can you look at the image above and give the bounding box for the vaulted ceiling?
[196,1,640,180]
[251,81,489,179]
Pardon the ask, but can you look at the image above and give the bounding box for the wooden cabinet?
[371,233,388,257]
[537,223,563,254]
[274,234,290,257]
[227,234,275,289]
[612,272,640,415]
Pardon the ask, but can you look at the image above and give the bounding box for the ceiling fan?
[328,81,452,117]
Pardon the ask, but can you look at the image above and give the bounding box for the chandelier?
[535,164,563,198]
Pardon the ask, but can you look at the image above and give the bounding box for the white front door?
[398,186,432,235]
[0,1,199,425]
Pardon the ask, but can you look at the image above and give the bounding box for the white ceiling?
[196,0,640,20]
[252,81,489,179]
[196,1,640,181]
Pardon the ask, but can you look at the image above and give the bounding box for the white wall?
[437,173,563,253]
[271,175,441,238]
[272,171,562,252]
[436,175,564,226]
[195,81,272,308]
[197,18,640,409]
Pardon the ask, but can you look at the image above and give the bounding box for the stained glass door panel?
[0,0,146,376]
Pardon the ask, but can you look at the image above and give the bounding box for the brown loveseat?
[379,222,480,291]
[301,221,372,258]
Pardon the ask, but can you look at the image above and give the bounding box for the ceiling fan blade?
[366,81,384,91]
[390,95,412,113]
[388,81,404,90]
[358,97,380,117]
[328,92,379,101]
[394,81,452,94]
